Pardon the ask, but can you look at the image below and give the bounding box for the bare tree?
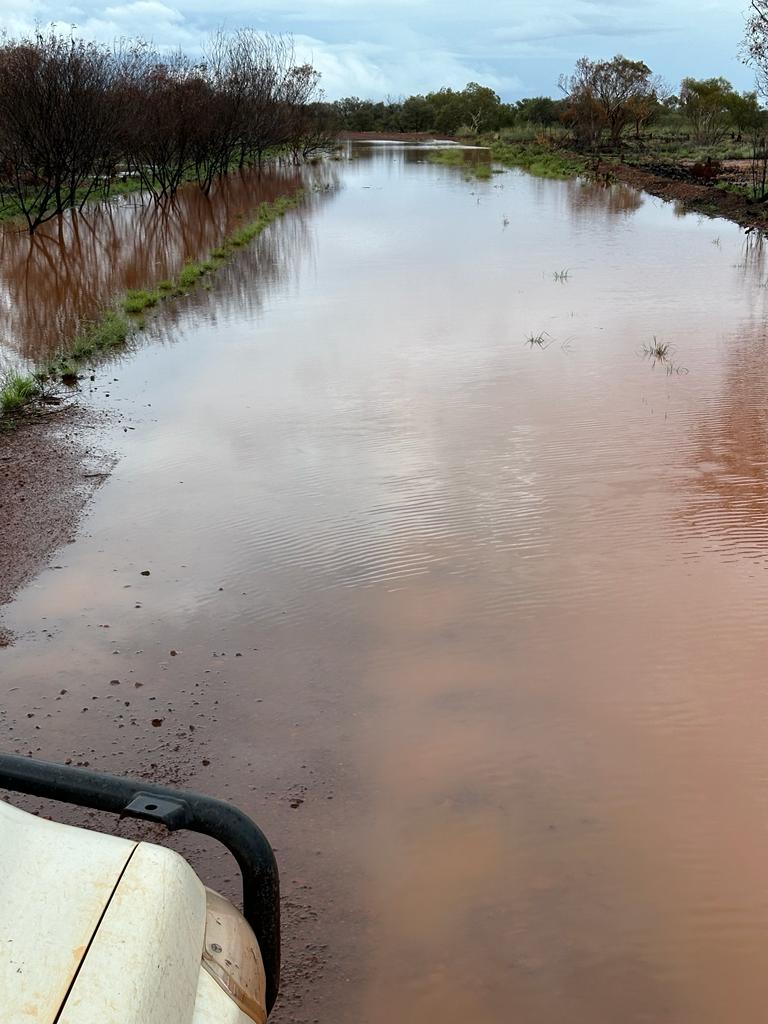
[0,27,328,230]
[744,1,768,95]
[559,55,655,149]
[121,50,209,200]
[0,30,123,231]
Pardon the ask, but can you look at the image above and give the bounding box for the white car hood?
[0,799,214,1024]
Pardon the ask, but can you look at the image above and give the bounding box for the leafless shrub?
[0,27,329,230]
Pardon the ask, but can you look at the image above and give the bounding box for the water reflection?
[563,178,644,218]
[138,195,322,356]
[678,318,768,558]
[0,164,317,364]
[731,232,768,286]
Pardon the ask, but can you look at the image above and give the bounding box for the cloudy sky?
[5,0,755,100]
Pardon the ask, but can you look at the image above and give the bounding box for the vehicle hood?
[0,799,136,1023]
[0,799,209,1024]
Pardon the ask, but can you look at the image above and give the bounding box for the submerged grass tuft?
[73,311,131,356]
[640,335,688,374]
[643,336,670,360]
[177,262,207,288]
[122,289,160,314]
[525,331,550,348]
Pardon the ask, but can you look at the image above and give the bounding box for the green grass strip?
[488,142,588,179]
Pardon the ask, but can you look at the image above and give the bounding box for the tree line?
[325,1,768,151]
[0,28,329,232]
[325,68,767,148]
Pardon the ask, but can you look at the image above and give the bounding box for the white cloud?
[293,33,521,98]
[0,0,754,97]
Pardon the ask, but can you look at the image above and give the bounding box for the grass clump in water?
[122,289,160,314]
[643,336,670,360]
[177,261,207,288]
[57,360,79,384]
[42,310,133,382]
[640,336,688,374]
[75,310,131,353]
[427,148,465,166]
[525,331,550,348]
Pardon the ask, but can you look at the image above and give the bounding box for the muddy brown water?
[4,143,768,1022]
[0,164,306,364]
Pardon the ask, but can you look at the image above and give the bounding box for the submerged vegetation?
[427,141,587,182]
[426,148,493,179]
[643,337,671,361]
[640,336,688,375]
[489,143,588,179]
[0,192,302,424]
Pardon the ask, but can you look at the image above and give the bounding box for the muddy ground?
[0,400,351,1024]
[602,157,768,229]
[0,402,116,645]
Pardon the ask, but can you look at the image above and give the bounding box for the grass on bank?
[489,142,588,179]
[472,123,755,166]
[428,137,588,181]
[0,371,40,417]
[1,191,303,423]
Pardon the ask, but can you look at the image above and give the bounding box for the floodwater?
[0,163,305,364]
[3,143,768,1023]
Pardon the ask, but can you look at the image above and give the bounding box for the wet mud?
[0,402,115,642]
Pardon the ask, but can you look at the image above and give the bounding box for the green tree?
[424,83,503,134]
[515,96,561,129]
[400,94,433,131]
[679,77,736,144]
[726,90,763,138]
[462,82,502,132]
